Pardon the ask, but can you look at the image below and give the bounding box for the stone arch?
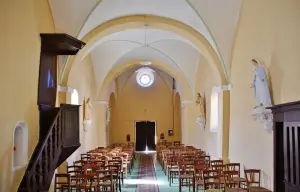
[97,59,191,101]
[12,121,28,171]
[60,15,228,86]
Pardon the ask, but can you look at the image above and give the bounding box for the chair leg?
[179,179,182,192]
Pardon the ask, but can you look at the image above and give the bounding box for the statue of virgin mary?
[250,59,272,107]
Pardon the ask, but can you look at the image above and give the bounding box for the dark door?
[135,121,156,151]
[146,122,156,151]
[275,122,285,192]
[283,122,300,192]
[136,122,147,151]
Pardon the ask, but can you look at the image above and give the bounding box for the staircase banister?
[30,108,62,170]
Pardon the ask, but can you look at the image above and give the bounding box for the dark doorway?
[135,121,156,151]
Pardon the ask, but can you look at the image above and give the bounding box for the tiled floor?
[121,152,199,192]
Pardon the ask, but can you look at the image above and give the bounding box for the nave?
[54,142,272,192]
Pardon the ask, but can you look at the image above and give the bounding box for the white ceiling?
[49,0,242,98]
[90,30,199,95]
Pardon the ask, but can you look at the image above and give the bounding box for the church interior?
[1,0,300,191]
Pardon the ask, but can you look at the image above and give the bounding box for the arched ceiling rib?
[49,0,242,69]
[90,39,200,94]
[89,28,199,52]
[187,0,242,69]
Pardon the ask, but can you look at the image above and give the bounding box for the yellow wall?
[192,57,221,158]
[229,0,300,190]
[66,54,100,164]
[0,0,54,191]
[110,69,181,144]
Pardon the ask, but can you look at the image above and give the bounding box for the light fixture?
[140,61,152,65]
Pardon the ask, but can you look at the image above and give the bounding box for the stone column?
[181,100,194,145]
[94,101,109,147]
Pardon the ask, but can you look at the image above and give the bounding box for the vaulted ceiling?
[49,0,242,98]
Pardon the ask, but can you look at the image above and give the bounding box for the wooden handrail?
[30,108,62,171]
[26,108,63,191]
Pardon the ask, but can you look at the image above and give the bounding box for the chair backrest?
[244,169,261,187]
[67,165,82,177]
[223,170,240,188]
[203,170,221,190]
[54,173,70,192]
[211,159,223,167]
[194,163,206,180]
[226,163,241,176]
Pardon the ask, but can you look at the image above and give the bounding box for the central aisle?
[123,152,183,192]
[136,153,159,192]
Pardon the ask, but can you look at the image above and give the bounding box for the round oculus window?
[136,67,155,87]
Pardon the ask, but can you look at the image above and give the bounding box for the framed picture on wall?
[168,129,174,136]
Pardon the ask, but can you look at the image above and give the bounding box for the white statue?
[106,106,110,123]
[195,93,205,117]
[250,59,272,108]
[84,97,92,120]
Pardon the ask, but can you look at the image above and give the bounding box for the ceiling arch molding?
[60,15,228,86]
[90,40,192,94]
[97,59,191,101]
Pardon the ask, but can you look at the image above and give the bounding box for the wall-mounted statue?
[196,93,206,117]
[250,59,273,131]
[84,97,92,120]
[250,59,272,108]
[106,106,110,123]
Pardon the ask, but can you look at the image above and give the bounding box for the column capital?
[58,85,74,93]
[213,84,233,93]
[181,100,193,108]
[95,101,109,109]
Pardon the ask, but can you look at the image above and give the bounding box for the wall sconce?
[126,134,130,142]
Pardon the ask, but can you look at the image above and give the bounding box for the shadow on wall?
[262,170,272,189]
[268,53,284,104]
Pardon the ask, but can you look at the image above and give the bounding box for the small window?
[210,92,219,132]
[136,67,155,87]
[12,121,28,171]
[71,89,79,105]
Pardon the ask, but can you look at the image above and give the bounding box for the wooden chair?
[67,165,82,190]
[178,160,195,192]
[98,169,116,192]
[223,170,247,192]
[194,163,206,191]
[54,173,70,192]
[226,163,247,188]
[168,156,179,186]
[203,170,221,192]
[244,169,272,192]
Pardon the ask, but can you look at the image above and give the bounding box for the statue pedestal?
[83,120,92,132]
[251,106,273,131]
[196,116,206,126]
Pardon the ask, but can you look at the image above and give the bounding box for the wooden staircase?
[18,34,85,192]
[18,104,81,191]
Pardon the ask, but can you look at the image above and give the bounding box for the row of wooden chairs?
[54,144,135,192]
[157,142,272,192]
